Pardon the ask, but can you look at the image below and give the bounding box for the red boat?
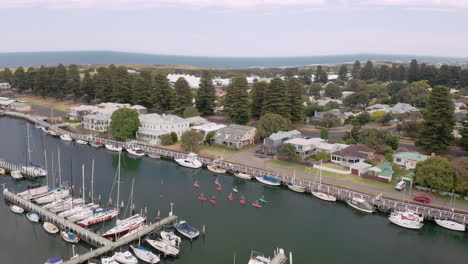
[210,199,217,204]
[252,201,262,208]
[216,187,224,191]
[228,193,235,200]
[239,198,246,205]
[413,196,431,204]
[198,193,207,201]
[194,181,200,188]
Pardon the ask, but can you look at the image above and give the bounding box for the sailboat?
[287,169,305,193]
[75,139,88,145]
[60,230,80,243]
[311,161,336,202]
[434,190,465,232]
[209,196,218,204]
[388,210,424,230]
[198,193,208,201]
[255,175,281,186]
[21,123,47,177]
[259,196,268,203]
[126,147,145,157]
[34,188,70,204]
[239,196,247,205]
[160,229,181,247]
[145,238,180,257]
[101,256,119,264]
[228,193,235,200]
[252,200,262,208]
[130,245,159,263]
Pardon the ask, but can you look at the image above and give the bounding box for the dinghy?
[10,204,25,214]
[75,139,88,145]
[252,200,262,208]
[234,172,252,180]
[207,164,226,173]
[198,193,208,201]
[148,153,161,159]
[90,141,103,148]
[126,147,145,157]
[174,220,200,239]
[10,170,23,179]
[160,229,181,247]
[193,181,200,188]
[105,144,123,152]
[130,245,160,263]
[60,230,80,243]
[209,197,218,204]
[26,212,40,222]
[60,134,73,142]
[239,196,247,205]
[0,168,5,175]
[228,193,235,200]
[146,238,180,257]
[113,251,138,264]
[43,222,59,234]
[44,257,63,264]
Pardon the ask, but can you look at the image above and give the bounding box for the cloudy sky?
[0,0,467,57]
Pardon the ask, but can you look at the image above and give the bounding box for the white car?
[395,180,406,191]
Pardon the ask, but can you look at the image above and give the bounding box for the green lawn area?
[199,145,237,155]
[436,194,468,207]
[267,160,394,192]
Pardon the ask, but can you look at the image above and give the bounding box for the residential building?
[68,103,147,121]
[136,114,190,143]
[390,103,419,114]
[185,116,209,126]
[263,130,302,155]
[313,99,343,106]
[349,162,373,176]
[314,142,349,154]
[368,161,395,182]
[213,124,256,149]
[191,123,226,139]
[283,137,325,158]
[366,104,391,113]
[331,144,376,166]
[83,114,111,132]
[310,109,347,125]
[393,151,429,170]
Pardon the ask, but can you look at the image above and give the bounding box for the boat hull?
[43,222,59,234]
[435,219,466,232]
[389,216,424,230]
[234,172,252,180]
[287,184,305,193]
[312,191,337,202]
[346,200,374,214]
[255,176,281,186]
[207,165,226,173]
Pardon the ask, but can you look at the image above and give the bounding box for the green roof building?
[393,152,430,170]
[368,161,395,182]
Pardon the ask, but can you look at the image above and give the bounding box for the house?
[213,124,257,149]
[390,103,419,114]
[191,123,226,139]
[311,109,347,125]
[313,99,343,106]
[263,130,302,155]
[349,162,373,176]
[331,145,376,166]
[393,151,429,170]
[368,161,395,182]
[137,113,190,141]
[68,103,148,121]
[283,137,325,158]
[314,142,349,154]
[83,114,111,132]
[185,116,209,126]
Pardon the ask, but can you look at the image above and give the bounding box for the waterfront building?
[83,114,111,132]
[185,116,209,126]
[68,103,147,121]
[367,161,395,182]
[393,151,429,170]
[331,145,376,166]
[283,137,348,158]
[136,113,190,144]
[263,130,302,155]
[213,124,256,149]
[191,123,226,139]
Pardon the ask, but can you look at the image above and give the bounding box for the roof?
[315,142,337,151]
[284,137,324,146]
[375,161,393,171]
[83,114,111,121]
[367,104,390,110]
[349,162,373,170]
[0,99,15,106]
[268,130,302,141]
[139,113,187,124]
[228,124,255,131]
[331,144,376,159]
[393,151,429,162]
[185,116,209,126]
[391,103,419,113]
[214,124,256,141]
[192,122,226,133]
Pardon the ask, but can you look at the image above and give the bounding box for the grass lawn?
[199,145,236,155]
[157,143,235,159]
[435,194,468,207]
[322,162,348,171]
[267,160,394,192]
[16,96,81,112]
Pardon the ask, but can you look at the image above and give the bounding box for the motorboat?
[255,176,281,186]
[34,189,70,204]
[77,208,118,227]
[26,212,40,222]
[248,250,272,264]
[0,168,5,175]
[60,230,80,243]
[388,210,424,230]
[10,170,23,179]
[160,229,181,247]
[90,141,103,148]
[76,139,88,145]
[105,144,123,152]
[43,222,59,234]
[58,203,97,218]
[175,153,203,169]
[50,130,60,137]
[234,172,252,180]
[67,207,102,222]
[434,218,466,232]
[113,251,138,264]
[101,256,119,264]
[207,164,226,173]
[60,134,73,142]
[130,245,160,264]
[102,214,146,238]
[174,220,199,239]
[41,126,51,134]
[126,147,145,157]
[146,238,180,257]
[10,204,25,214]
[21,165,47,177]
[311,190,337,202]
[346,197,374,213]
[35,123,43,129]
[44,257,63,264]
[148,153,161,159]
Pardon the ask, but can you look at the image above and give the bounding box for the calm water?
[1,51,468,68]
[0,116,467,264]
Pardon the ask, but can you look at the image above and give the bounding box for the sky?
[0,0,467,57]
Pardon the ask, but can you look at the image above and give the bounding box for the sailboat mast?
[117,151,121,217]
[26,123,31,165]
[58,148,62,187]
[44,150,48,187]
[51,152,55,188]
[319,159,323,185]
[82,164,85,200]
[91,160,95,204]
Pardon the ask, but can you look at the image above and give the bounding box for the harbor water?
[0,116,467,264]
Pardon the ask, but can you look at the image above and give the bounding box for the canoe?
[60,230,80,243]
[10,204,25,214]
[43,222,59,234]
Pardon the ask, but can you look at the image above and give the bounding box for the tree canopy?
[110,108,141,140]
[255,113,292,138]
[414,157,456,192]
[181,130,204,152]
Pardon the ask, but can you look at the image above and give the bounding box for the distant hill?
[1,51,467,69]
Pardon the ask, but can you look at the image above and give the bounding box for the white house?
[393,152,430,170]
[136,113,190,144]
[191,123,226,139]
[83,114,111,132]
[68,103,147,121]
[390,103,419,114]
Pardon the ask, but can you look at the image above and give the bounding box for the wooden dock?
[0,159,45,178]
[3,111,468,225]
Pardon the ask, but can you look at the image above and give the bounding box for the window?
[396,158,401,162]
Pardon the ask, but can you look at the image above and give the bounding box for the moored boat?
[101,256,119,264]
[160,229,181,247]
[126,147,145,157]
[43,222,59,234]
[77,208,119,227]
[434,218,466,232]
[207,164,226,173]
[175,153,202,169]
[105,144,123,152]
[26,212,40,222]
[0,168,5,175]
[346,197,375,214]
[60,134,73,142]
[34,189,70,204]
[146,238,180,257]
[10,204,25,214]
[10,170,23,179]
[287,184,305,193]
[43,197,85,213]
[41,126,51,134]
[58,203,97,218]
[248,250,272,264]
[174,220,200,239]
[90,141,103,148]
[60,230,80,243]
[255,175,281,186]
[75,139,88,145]
[113,250,138,264]
[388,210,424,230]
[130,245,160,264]
[44,257,63,264]
[234,172,252,180]
[50,130,60,137]
[67,207,102,222]
[102,214,146,238]
[148,153,161,159]
[18,185,50,200]
[311,191,337,202]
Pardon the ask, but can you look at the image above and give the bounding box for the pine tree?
[398,65,407,81]
[360,61,375,80]
[390,64,400,81]
[419,64,437,85]
[314,66,328,83]
[376,65,390,82]
[52,64,67,99]
[351,61,361,79]
[174,77,193,108]
[196,70,216,115]
[14,67,26,91]
[132,70,153,108]
[250,81,267,119]
[81,71,95,103]
[25,67,36,92]
[407,59,419,83]
[416,85,455,152]
[263,77,289,118]
[94,67,113,102]
[34,66,49,97]
[298,71,312,85]
[1,68,14,84]
[287,77,304,122]
[153,72,174,111]
[459,114,468,151]
[66,64,81,100]
[114,66,133,103]
[229,76,250,124]
[338,65,348,81]
[435,65,452,86]
[460,69,468,88]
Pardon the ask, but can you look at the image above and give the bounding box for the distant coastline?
[1,51,468,69]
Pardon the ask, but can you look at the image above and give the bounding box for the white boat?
[101,256,119,264]
[434,218,466,232]
[255,176,281,186]
[175,153,202,169]
[160,229,181,247]
[130,245,160,263]
[67,207,102,222]
[127,147,145,157]
[102,214,146,238]
[58,203,97,218]
[44,257,63,264]
[43,197,84,213]
[174,220,200,239]
[388,210,424,230]
[119,225,148,240]
[50,130,60,137]
[10,204,25,214]
[43,222,59,234]
[234,172,252,180]
[105,144,123,152]
[77,208,118,227]
[287,170,305,193]
[60,134,73,142]
[207,164,226,173]
[113,251,138,264]
[26,212,40,222]
[311,160,336,201]
[18,186,50,200]
[148,153,161,159]
[76,139,88,145]
[21,165,47,177]
[346,197,374,213]
[60,230,80,243]
[146,238,180,257]
[248,250,272,264]
[41,127,51,134]
[34,189,70,204]
[10,170,23,179]
[0,168,5,175]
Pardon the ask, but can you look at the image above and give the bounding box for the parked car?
[413,196,431,204]
[395,180,406,191]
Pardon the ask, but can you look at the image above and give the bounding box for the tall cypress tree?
[174,77,193,108]
[435,65,452,86]
[81,71,95,103]
[153,72,174,111]
[351,61,361,79]
[35,66,48,97]
[113,66,133,103]
[94,67,113,102]
[390,64,400,81]
[419,64,437,85]
[460,69,468,88]
[53,64,67,99]
[407,59,419,83]
[376,65,390,82]
[263,77,289,119]
[25,67,36,92]
[338,65,348,81]
[416,85,455,152]
[1,68,14,84]
[250,81,267,119]
[360,61,375,80]
[398,65,407,81]
[287,77,304,122]
[196,70,216,115]
[298,71,312,85]
[132,70,153,108]
[229,76,250,124]
[66,64,81,100]
[14,67,26,91]
[314,66,327,83]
